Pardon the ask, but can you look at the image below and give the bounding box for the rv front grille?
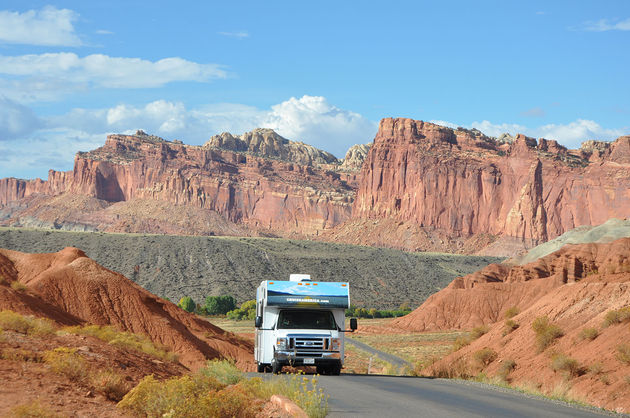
[287,335,330,356]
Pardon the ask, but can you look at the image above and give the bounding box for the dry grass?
[497,359,516,381]
[0,347,43,363]
[430,358,472,379]
[504,306,520,319]
[10,281,27,292]
[119,361,329,418]
[8,401,63,418]
[551,353,582,379]
[473,348,498,368]
[578,327,599,341]
[0,310,56,336]
[588,361,604,375]
[531,316,564,352]
[62,325,177,362]
[90,370,129,401]
[603,306,630,327]
[617,343,630,365]
[43,347,88,383]
[502,319,519,336]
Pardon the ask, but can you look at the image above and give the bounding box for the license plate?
[303,358,315,364]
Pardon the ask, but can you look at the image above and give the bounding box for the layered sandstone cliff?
[1,120,629,254]
[339,118,630,254]
[0,130,364,236]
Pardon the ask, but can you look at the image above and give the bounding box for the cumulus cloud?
[3,95,377,178]
[0,6,82,46]
[467,119,626,149]
[470,120,528,138]
[429,120,459,129]
[50,95,377,158]
[0,97,43,140]
[582,18,630,31]
[260,96,377,156]
[0,53,227,102]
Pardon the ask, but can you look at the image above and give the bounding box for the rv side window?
[277,310,337,330]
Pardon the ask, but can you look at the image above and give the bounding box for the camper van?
[254,274,357,375]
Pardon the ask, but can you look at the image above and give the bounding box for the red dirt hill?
[422,240,630,412]
[0,247,253,371]
[393,238,630,332]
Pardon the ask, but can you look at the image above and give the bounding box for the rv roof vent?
[289,274,311,282]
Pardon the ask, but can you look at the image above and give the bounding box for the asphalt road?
[315,374,612,418]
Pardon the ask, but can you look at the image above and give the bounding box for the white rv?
[254,274,357,375]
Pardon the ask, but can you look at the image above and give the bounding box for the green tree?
[226,300,256,321]
[178,296,196,313]
[204,295,237,315]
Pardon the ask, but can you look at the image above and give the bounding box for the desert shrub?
[177,296,196,313]
[43,347,87,382]
[200,359,244,385]
[551,353,582,378]
[473,348,498,367]
[502,319,519,336]
[91,370,129,401]
[63,325,177,362]
[603,306,630,327]
[226,300,256,321]
[9,401,63,418]
[0,347,42,363]
[578,327,599,341]
[0,275,6,285]
[617,343,630,365]
[589,361,604,375]
[203,295,236,316]
[430,358,471,379]
[497,359,516,380]
[453,325,490,351]
[452,336,471,351]
[504,306,520,319]
[531,316,564,352]
[0,310,55,336]
[118,373,226,417]
[10,281,27,292]
[470,325,490,340]
[242,373,329,418]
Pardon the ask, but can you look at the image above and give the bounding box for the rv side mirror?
[255,316,263,328]
[350,317,357,331]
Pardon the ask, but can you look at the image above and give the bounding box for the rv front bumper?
[274,350,341,366]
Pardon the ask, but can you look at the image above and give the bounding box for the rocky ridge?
[1,120,630,255]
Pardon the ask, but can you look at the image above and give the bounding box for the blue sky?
[0,1,629,179]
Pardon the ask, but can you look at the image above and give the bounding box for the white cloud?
[0,6,82,46]
[520,107,546,118]
[467,119,626,149]
[470,120,527,138]
[533,120,626,148]
[218,31,249,39]
[260,96,377,156]
[0,53,227,102]
[95,29,113,35]
[583,18,630,31]
[0,97,43,140]
[0,128,103,179]
[429,120,459,129]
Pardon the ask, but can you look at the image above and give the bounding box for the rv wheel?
[271,360,282,374]
[257,363,265,373]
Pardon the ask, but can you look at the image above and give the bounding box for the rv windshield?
[277,310,337,330]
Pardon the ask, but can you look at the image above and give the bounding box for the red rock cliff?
[1,131,358,236]
[352,118,630,249]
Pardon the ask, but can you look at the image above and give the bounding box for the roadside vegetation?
[119,360,328,418]
[345,303,411,318]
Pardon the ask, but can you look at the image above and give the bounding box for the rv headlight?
[275,337,288,350]
[331,338,341,351]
